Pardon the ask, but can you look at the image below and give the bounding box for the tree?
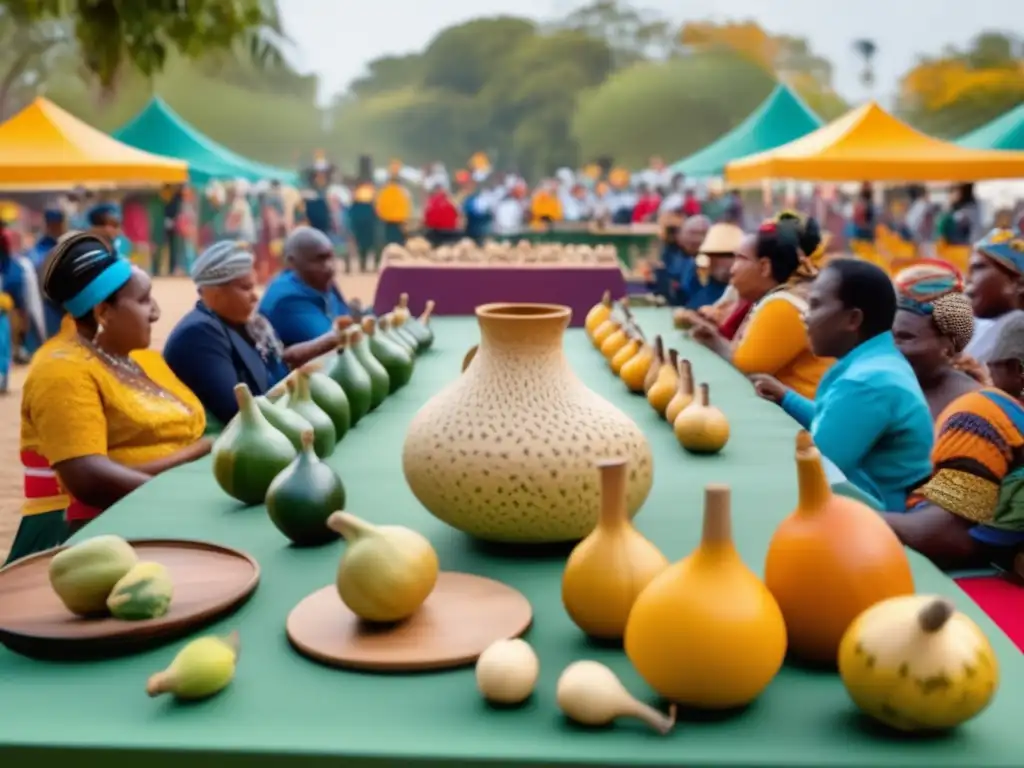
[555,0,680,66]
[419,16,537,96]
[0,9,71,118]
[349,54,424,100]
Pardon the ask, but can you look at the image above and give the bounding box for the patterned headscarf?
[894,259,975,353]
[758,209,830,284]
[975,228,1024,277]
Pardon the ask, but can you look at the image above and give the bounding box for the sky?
[278,0,1015,105]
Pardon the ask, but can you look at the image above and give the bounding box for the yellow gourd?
[673,383,730,454]
[643,336,665,394]
[600,326,629,360]
[619,340,655,393]
[646,349,678,417]
[624,485,787,708]
[838,595,998,732]
[561,459,669,640]
[592,318,620,349]
[664,358,694,425]
[610,331,641,374]
[585,291,613,338]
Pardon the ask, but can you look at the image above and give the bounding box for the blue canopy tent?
[957,103,1024,151]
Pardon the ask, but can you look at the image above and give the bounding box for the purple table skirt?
[372,265,627,327]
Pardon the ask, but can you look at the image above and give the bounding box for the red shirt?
[424,192,459,231]
[682,194,702,217]
[632,194,661,223]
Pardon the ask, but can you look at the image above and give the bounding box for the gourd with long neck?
[285,374,336,458]
[619,334,655,393]
[646,349,678,417]
[400,298,435,352]
[265,430,346,546]
[673,383,729,453]
[610,325,642,375]
[369,316,414,393]
[664,358,694,426]
[561,459,669,640]
[254,394,313,452]
[212,384,297,505]
[350,323,390,409]
[643,336,665,394]
[302,366,351,442]
[585,291,613,339]
[379,312,415,355]
[624,485,787,709]
[765,431,914,666]
[389,311,421,353]
[326,331,373,425]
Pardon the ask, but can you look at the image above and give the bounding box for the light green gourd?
[106,561,174,620]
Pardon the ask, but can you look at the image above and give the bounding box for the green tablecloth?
[493,229,659,268]
[1,309,1020,768]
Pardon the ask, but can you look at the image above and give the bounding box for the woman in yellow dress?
[7,233,209,564]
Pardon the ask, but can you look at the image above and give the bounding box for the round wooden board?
[0,538,260,660]
[287,571,532,672]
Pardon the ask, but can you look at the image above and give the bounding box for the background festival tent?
[724,102,1024,183]
[0,97,187,186]
[114,97,299,185]
[670,84,823,178]
[956,102,1024,151]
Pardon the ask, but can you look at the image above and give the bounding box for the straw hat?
[699,222,744,256]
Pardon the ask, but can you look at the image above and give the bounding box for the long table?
[0,309,1020,767]
[373,263,627,327]
[492,228,660,268]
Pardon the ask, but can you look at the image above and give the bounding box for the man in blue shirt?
[259,226,352,346]
[32,208,67,341]
[753,258,934,511]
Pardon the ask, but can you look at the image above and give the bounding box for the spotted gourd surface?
[402,333,654,543]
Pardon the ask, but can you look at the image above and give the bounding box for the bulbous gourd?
[585,290,613,338]
[665,358,694,426]
[304,368,352,442]
[646,349,678,417]
[285,375,336,458]
[765,431,914,666]
[592,317,620,349]
[610,329,641,375]
[147,632,240,701]
[212,384,297,505]
[369,316,414,393]
[326,332,373,425]
[380,312,416,355]
[351,325,390,409]
[624,485,787,709]
[48,535,138,616]
[387,312,421,354]
[266,430,346,546]
[562,459,669,640]
[599,326,629,361]
[619,338,655,393]
[838,596,998,732]
[254,394,312,452]
[106,561,174,620]
[643,336,665,394]
[673,383,729,454]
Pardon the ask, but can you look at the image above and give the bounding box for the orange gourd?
[610,330,641,374]
[646,349,678,417]
[673,383,729,454]
[585,291,613,338]
[643,336,665,394]
[764,431,915,666]
[624,485,787,709]
[600,326,630,360]
[592,318,620,349]
[664,358,694,425]
[619,339,655,393]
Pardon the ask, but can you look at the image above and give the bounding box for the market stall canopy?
[114,97,299,185]
[956,103,1024,151]
[670,84,823,178]
[0,97,187,186]
[725,102,1024,184]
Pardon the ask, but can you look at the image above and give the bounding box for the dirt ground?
[0,272,381,563]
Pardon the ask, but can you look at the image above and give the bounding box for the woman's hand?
[952,353,992,386]
[187,437,214,462]
[749,374,789,404]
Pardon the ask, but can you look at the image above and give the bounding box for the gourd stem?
[380,315,391,331]
[696,383,709,407]
[299,429,316,454]
[667,348,678,369]
[326,511,375,540]
[420,300,435,324]
[146,670,175,697]
[918,598,955,633]
[677,359,693,395]
[362,317,377,336]
[700,485,733,548]
[294,372,312,401]
[398,292,409,309]
[795,431,832,514]
[601,289,611,307]
[653,335,664,362]
[336,333,349,352]
[596,458,628,528]
[624,700,677,735]
[234,384,257,425]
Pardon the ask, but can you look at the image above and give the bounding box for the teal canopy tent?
[956,103,1024,151]
[670,84,823,178]
[113,97,299,185]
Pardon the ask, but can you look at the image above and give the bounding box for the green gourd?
[352,323,390,409]
[212,384,297,505]
[255,395,311,452]
[402,299,435,352]
[370,316,415,393]
[326,332,373,425]
[265,430,346,546]
[285,375,337,458]
[305,368,351,442]
[382,312,417,355]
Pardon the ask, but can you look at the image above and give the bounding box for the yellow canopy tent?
[725,102,1024,184]
[0,97,187,186]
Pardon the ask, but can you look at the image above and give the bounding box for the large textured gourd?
[326,331,373,425]
[48,535,138,616]
[664,358,694,425]
[624,485,787,708]
[106,561,174,620]
[643,336,665,394]
[304,368,352,442]
[646,349,678,417]
[610,327,641,375]
[562,459,669,640]
[619,337,655,393]
[673,383,729,454]
[350,326,390,409]
[585,290,613,339]
[254,395,312,452]
[366,316,414,393]
[266,430,346,546]
[285,375,336,458]
[765,431,914,665]
[838,596,998,732]
[212,384,298,504]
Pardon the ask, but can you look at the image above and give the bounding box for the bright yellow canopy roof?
[725,102,1024,184]
[0,97,187,185]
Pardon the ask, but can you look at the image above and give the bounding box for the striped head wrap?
[894,259,974,353]
[191,240,254,287]
[975,228,1024,276]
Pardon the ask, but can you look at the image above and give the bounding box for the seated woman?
[7,233,210,564]
[686,211,833,399]
[963,228,1024,362]
[883,312,1024,572]
[164,241,348,429]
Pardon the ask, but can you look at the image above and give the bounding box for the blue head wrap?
[976,228,1024,276]
[43,208,65,224]
[63,256,133,318]
[87,202,119,224]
